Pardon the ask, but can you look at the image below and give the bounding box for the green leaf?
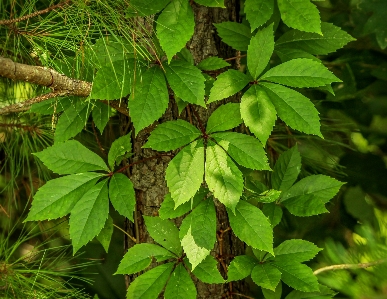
[277,0,321,34]
[143,216,182,255]
[262,203,283,227]
[89,37,134,67]
[271,145,302,192]
[108,133,132,170]
[240,85,277,145]
[92,101,110,134]
[248,24,274,79]
[214,22,252,51]
[275,22,355,55]
[34,140,108,175]
[164,60,206,107]
[257,190,282,203]
[274,47,320,63]
[166,140,204,208]
[197,57,230,71]
[69,179,109,253]
[206,103,242,133]
[109,173,135,221]
[186,256,225,284]
[156,0,195,62]
[251,263,281,291]
[205,141,243,212]
[271,260,319,292]
[361,2,387,49]
[281,175,344,216]
[177,48,194,65]
[25,173,102,221]
[96,215,113,253]
[55,100,91,143]
[274,240,321,263]
[260,59,341,88]
[212,132,270,170]
[164,264,196,299]
[228,200,273,253]
[90,59,135,100]
[29,96,73,115]
[194,0,225,7]
[285,284,336,299]
[126,0,170,17]
[245,0,274,31]
[128,67,169,134]
[208,69,250,104]
[260,82,322,137]
[144,120,201,151]
[227,255,258,282]
[126,263,174,299]
[180,226,210,270]
[116,243,175,275]
[262,281,282,299]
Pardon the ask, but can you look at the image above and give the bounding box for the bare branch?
[313,258,387,275]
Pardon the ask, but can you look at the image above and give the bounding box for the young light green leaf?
[126,263,174,299]
[260,58,341,88]
[257,190,282,203]
[248,24,274,79]
[181,227,210,270]
[274,47,320,63]
[262,203,283,227]
[109,173,135,221]
[156,0,195,62]
[25,173,102,221]
[228,200,273,253]
[206,103,242,133]
[277,0,321,34]
[271,145,302,192]
[227,255,258,282]
[69,179,109,253]
[262,281,282,299]
[274,240,322,263]
[92,101,110,134]
[164,264,196,299]
[208,70,250,104]
[96,215,113,253]
[185,256,225,284]
[245,0,274,31]
[251,263,281,291]
[166,140,204,208]
[214,22,252,51]
[194,0,225,7]
[285,284,336,299]
[212,132,270,170]
[108,133,132,170]
[144,120,201,151]
[143,216,182,255]
[281,175,344,216]
[205,141,243,213]
[240,85,277,145]
[197,57,230,71]
[164,60,206,107]
[128,67,169,134]
[116,243,175,275]
[271,261,319,292]
[260,82,322,137]
[34,140,108,175]
[275,22,355,55]
[126,0,170,17]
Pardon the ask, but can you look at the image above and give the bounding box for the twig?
[113,224,137,243]
[0,204,10,218]
[313,258,387,275]
[225,54,246,62]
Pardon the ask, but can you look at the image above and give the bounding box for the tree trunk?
[124,1,247,298]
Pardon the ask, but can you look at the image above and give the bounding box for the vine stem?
[113,224,136,243]
[313,258,387,275]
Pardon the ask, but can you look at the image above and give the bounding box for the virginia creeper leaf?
[227,255,258,282]
[245,0,274,31]
[96,215,113,253]
[177,48,194,65]
[175,97,189,115]
[274,239,322,263]
[185,256,225,284]
[214,22,252,51]
[262,281,282,299]
[257,190,282,203]
[262,203,283,227]
[92,101,110,134]
[251,263,281,291]
[108,133,132,170]
[285,284,336,299]
[206,103,242,133]
[274,47,320,63]
[194,0,225,7]
[164,264,197,299]
[109,173,135,221]
[197,57,230,71]
[180,227,210,270]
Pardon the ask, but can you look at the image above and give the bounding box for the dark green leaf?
[177,48,194,65]
[262,203,283,227]
[92,101,111,134]
[285,284,336,299]
[109,173,135,221]
[274,240,322,263]
[197,57,230,71]
[206,103,242,133]
[251,263,281,291]
[164,264,196,299]
[262,281,282,299]
[245,0,274,31]
[227,255,258,281]
[108,133,132,170]
[214,22,252,51]
[96,215,113,253]
[186,256,225,284]
[275,47,320,63]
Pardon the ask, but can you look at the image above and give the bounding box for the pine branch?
[313,258,387,275]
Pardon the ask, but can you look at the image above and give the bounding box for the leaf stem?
[224,54,246,62]
[313,258,387,275]
[113,224,136,243]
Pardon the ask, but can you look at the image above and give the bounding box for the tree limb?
[313,258,387,275]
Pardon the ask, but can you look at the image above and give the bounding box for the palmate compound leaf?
[240,85,277,145]
[245,0,274,31]
[260,58,341,88]
[128,66,169,135]
[197,56,230,71]
[227,255,258,282]
[109,173,135,221]
[277,0,321,34]
[164,60,206,107]
[25,172,103,221]
[164,263,197,299]
[144,119,201,152]
[96,215,113,253]
[69,179,109,254]
[156,0,195,62]
[248,23,275,80]
[274,239,322,263]
[108,133,132,170]
[184,256,225,284]
[206,103,242,134]
[205,141,243,213]
[280,174,344,216]
[143,216,182,256]
[260,82,322,137]
[228,200,274,254]
[251,263,281,291]
[208,69,250,104]
[115,243,175,275]
[34,140,108,175]
[214,22,252,51]
[271,145,302,192]
[126,263,174,299]
[212,132,271,171]
[166,140,204,208]
[180,227,210,270]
